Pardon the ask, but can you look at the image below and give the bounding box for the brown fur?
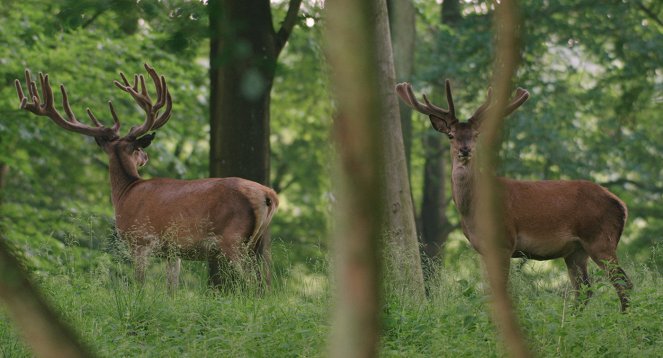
[107,139,279,289]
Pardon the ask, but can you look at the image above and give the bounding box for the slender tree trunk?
[0,163,8,203]
[325,1,384,356]
[419,0,461,260]
[421,132,448,258]
[387,0,416,174]
[376,0,425,299]
[477,1,531,356]
[0,238,94,358]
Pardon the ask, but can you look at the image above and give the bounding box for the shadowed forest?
[0,0,662,357]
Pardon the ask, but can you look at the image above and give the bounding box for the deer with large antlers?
[15,64,279,290]
[396,81,632,311]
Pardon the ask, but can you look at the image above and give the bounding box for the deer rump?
[115,177,278,260]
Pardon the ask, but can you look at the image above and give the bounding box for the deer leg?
[253,234,272,292]
[166,256,181,293]
[208,236,243,292]
[564,250,592,307]
[132,246,150,285]
[589,252,632,312]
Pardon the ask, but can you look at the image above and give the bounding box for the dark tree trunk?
[209,0,275,184]
[419,0,462,260]
[421,133,449,258]
[0,163,8,203]
[209,0,301,184]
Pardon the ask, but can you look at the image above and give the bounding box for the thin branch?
[275,0,303,55]
[81,9,106,29]
[636,1,663,27]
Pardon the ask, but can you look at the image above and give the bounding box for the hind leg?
[253,234,272,292]
[132,245,150,285]
[166,256,181,293]
[589,252,632,312]
[564,249,592,307]
[208,235,243,291]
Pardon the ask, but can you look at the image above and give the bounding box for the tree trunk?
[420,132,448,258]
[419,0,461,260]
[208,0,301,184]
[376,0,425,299]
[0,163,8,203]
[387,0,416,174]
[324,1,384,356]
[476,1,531,356]
[209,0,276,184]
[0,238,93,358]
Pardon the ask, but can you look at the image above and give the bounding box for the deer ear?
[135,132,156,148]
[429,115,453,135]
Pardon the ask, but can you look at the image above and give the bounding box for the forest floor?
[1,241,662,357]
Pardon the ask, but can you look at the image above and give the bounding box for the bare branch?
[275,0,303,55]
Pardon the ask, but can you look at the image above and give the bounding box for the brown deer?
[396,81,632,311]
[15,64,279,291]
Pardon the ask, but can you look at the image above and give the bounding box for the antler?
[113,63,173,139]
[470,87,529,123]
[395,80,458,124]
[15,70,120,139]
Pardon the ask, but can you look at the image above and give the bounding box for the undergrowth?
[1,240,662,357]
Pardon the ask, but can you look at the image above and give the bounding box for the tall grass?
[1,240,661,357]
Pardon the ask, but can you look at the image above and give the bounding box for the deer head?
[396,80,529,164]
[15,63,173,170]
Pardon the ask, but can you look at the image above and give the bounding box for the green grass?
[1,241,662,357]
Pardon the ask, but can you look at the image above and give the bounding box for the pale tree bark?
[324,1,384,356]
[420,0,461,260]
[387,0,416,174]
[0,238,94,358]
[476,1,531,356]
[376,0,425,299]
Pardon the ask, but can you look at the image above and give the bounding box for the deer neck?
[107,146,141,208]
[451,156,475,217]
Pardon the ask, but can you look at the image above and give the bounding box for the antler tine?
[445,79,455,118]
[120,64,173,138]
[395,82,458,126]
[151,85,172,131]
[145,64,173,131]
[471,86,529,123]
[15,69,120,139]
[471,87,493,120]
[503,88,530,117]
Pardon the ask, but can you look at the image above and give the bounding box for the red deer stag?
[396,81,632,311]
[15,64,278,291]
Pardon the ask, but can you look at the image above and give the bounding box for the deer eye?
[447,133,455,139]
